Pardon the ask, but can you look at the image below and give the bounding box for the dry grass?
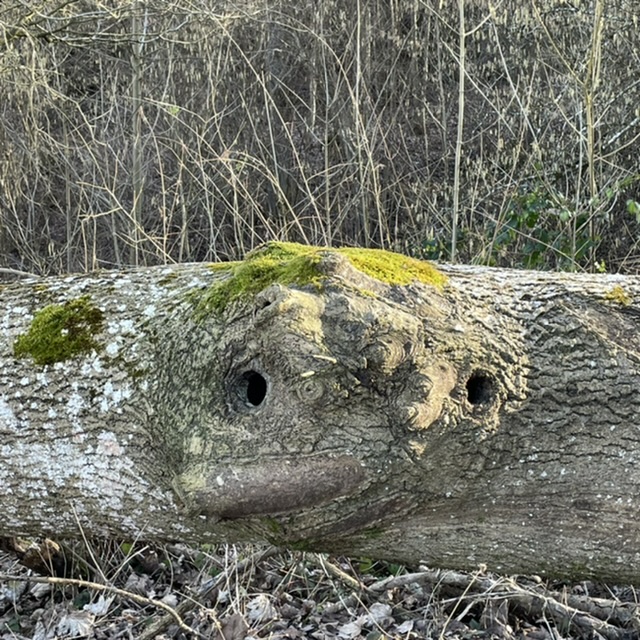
[0,0,638,273]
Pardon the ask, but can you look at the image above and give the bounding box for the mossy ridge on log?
[192,241,447,316]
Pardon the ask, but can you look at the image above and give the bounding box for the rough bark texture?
[1,244,640,582]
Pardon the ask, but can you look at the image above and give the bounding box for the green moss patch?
[208,262,238,272]
[195,242,446,316]
[338,246,447,287]
[287,538,315,553]
[195,243,324,316]
[14,295,104,365]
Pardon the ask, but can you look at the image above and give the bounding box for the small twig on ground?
[305,553,367,592]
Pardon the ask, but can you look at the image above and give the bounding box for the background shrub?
[0,0,637,274]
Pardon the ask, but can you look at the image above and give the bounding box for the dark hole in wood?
[466,372,494,405]
[242,370,267,407]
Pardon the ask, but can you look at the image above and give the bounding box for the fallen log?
[1,242,639,582]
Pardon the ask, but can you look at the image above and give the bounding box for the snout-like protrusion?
[190,455,366,519]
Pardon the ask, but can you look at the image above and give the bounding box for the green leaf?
[558,208,572,223]
[626,199,640,223]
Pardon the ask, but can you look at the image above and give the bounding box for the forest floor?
[0,541,638,640]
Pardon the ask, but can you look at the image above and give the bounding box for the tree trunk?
[1,243,639,582]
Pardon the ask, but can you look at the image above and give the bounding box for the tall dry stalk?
[583,0,605,269]
[450,0,466,263]
[130,0,146,266]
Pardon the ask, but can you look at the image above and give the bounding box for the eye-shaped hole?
[466,371,494,405]
[256,298,272,310]
[236,370,268,407]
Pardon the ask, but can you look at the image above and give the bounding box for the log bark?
[1,243,640,582]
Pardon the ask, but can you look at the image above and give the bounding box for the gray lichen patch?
[13,295,105,365]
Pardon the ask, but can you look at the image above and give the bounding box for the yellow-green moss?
[604,284,632,306]
[14,295,104,365]
[338,246,447,287]
[208,262,238,272]
[194,243,324,316]
[194,242,446,316]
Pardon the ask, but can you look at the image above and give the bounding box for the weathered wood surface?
[1,243,640,582]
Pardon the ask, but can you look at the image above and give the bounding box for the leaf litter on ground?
[0,541,639,639]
